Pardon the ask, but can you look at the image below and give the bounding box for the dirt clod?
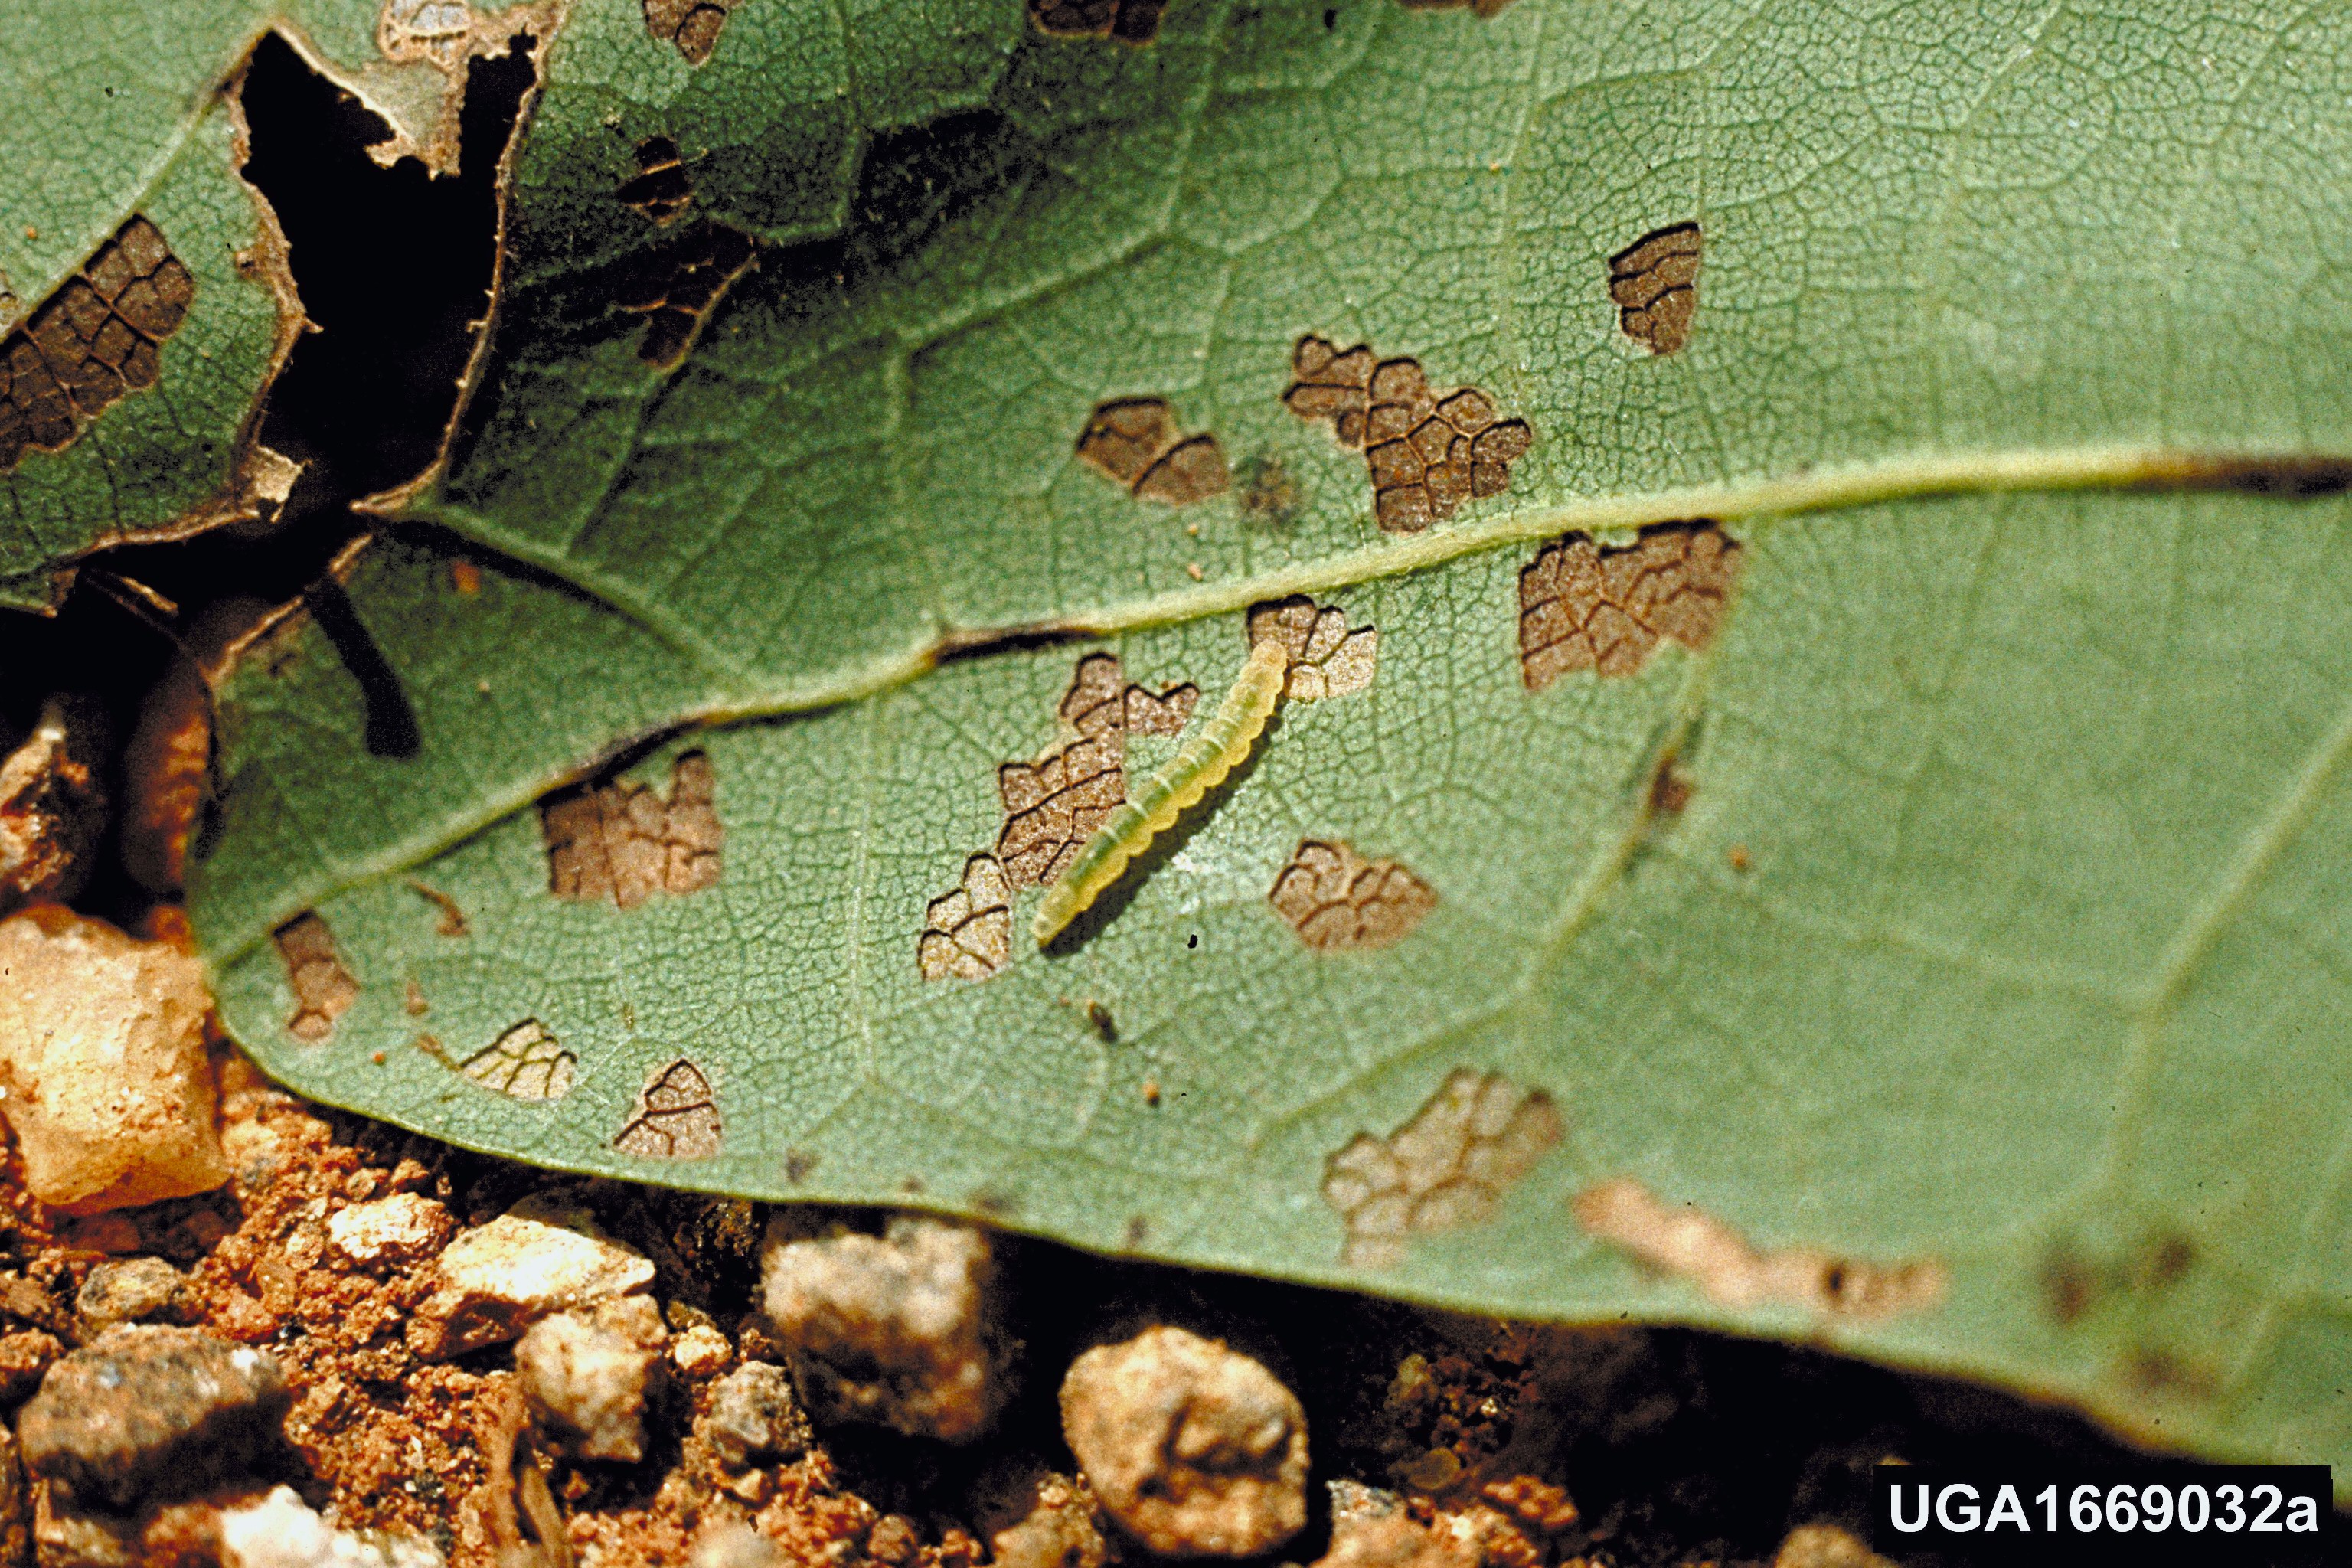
[327,1192,456,1269]
[1061,1325,1308,1558]
[982,1469,1108,1568]
[19,1325,289,1511]
[0,906,230,1213]
[517,1295,667,1463]
[408,1194,656,1360]
[218,1484,443,1567]
[74,1256,189,1336]
[0,701,106,913]
[1772,1521,1896,1568]
[760,1216,1004,1442]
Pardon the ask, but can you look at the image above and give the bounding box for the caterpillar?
[1034,637,1289,946]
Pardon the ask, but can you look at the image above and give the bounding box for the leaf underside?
[183,0,2352,1478]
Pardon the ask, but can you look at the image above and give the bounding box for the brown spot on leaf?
[404,980,430,1018]
[541,750,722,910]
[1076,398,1229,506]
[785,1148,818,1182]
[450,559,482,595]
[616,220,756,367]
[457,1021,576,1101]
[993,654,1197,890]
[1236,454,1302,528]
[275,913,357,1044]
[2119,1348,2218,1399]
[920,853,1013,982]
[1271,841,1436,952]
[1396,0,1519,16]
[644,0,747,62]
[407,881,469,936]
[1517,522,1740,689]
[1571,1178,1945,1320]
[1283,338,1530,533]
[1608,223,1702,355]
[1029,0,1168,44]
[1,217,192,473]
[1324,1070,1561,1268]
[1647,757,1692,815]
[614,1057,723,1159]
[617,136,693,224]
[1246,596,1376,701]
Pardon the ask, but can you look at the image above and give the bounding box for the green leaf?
[0,0,528,608]
[190,0,2352,1477]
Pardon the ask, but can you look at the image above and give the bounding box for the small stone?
[1060,1325,1308,1559]
[0,1328,62,1403]
[18,1325,290,1510]
[671,1321,733,1378]
[0,1426,28,1568]
[690,1521,786,1568]
[326,1192,455,1268]
[760,1216,1004,1441]
[74,1257,187,1334]
[1773,1523,1896,1568]
[697,1360,812,1468]
[1314,1511,1478,1568]
[0,906,231,1213]
[219,1485,445,1567]
[986,1472,1107,1568]
[516,1295,665,1462]
[407,1192,655,1359]
[866,1516,920,1566]
[0,699,106,913]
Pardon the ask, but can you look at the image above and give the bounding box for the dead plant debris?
[541,750,722,910]
[1075,397,1230,506]
[1517,522,1740,689]
[613,1058,724,1161]
[1284,337,1532,533]
[1270,840,1436,952]
[1572,1178,1947,1321]
[1324,1070,1562,1269]
[1,217,193,472]
[1608,223,1702,356]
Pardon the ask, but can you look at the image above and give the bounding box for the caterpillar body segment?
[1034,638,1289,946]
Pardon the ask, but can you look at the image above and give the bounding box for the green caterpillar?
[1034,637,1289,946]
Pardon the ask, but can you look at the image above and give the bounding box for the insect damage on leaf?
[1396,0,1520,17]
[541,750,721,910]
[614,1057,723,1159]
[1572,1178,1945,1320]
[644,0,747,63]
[1246,596,1376,701]
[616,222,756,368]
[1517,523,1740,689]
[919,853,1013,982]
[458,1019,575,1102]
[1282,338,1531,533]
[616,136,693,224]
[1028,0,1169,44]
[2,218,192,473]
[1323,1070,1562,1268]
[995,654,1197,889]
[1075,398,1229,506]
[407,881,469,936]
[1608,223,1703,355]
[1269,840,1436,951]
[275,913,358,1044]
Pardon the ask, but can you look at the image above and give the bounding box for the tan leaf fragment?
[459,1020,576,1102]
[1283,338,1531,533]
[617,136,692,223]
[645,0,750,64]
[1571,1178,1947,1320]
[1029,0,1169,44]
[274,913,358,1044]
[1517,522,1740,689]
[1270,841,1435,952]
[0,906,230,1214]
[2,218,191,474]
[614,1058,723,1159]
[1246,596,1377,701]
[994,655,1197,890]
[1323,1070,1562,1269]
[616,222,757,367]
[920,854,1013,982]
[1075,397,1229,506]
[1608,222,1702,355]
[541,750,722,910]
[0,701,106,913]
